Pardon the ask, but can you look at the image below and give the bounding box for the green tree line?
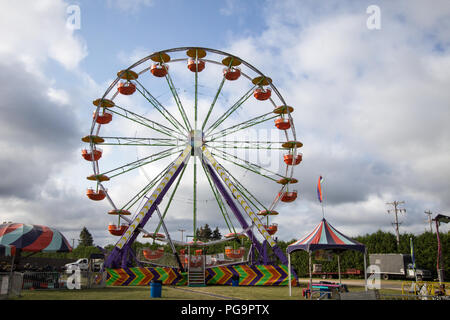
[29,227,449,280]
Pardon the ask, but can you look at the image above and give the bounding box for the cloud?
[217,0,450,238]
[0,1,87,73]
[107,0,154,13]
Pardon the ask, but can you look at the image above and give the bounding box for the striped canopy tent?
[0,223,72,253]
[286,218,368,297]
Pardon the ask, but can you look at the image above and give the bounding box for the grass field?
[14,284,401,300]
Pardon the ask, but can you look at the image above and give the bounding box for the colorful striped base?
[106,265,291,286]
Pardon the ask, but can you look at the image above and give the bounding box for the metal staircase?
[187,251,206,287]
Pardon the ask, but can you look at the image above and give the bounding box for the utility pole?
[178,229,186,242]
[424,210,433,233]
[386,201,406,249]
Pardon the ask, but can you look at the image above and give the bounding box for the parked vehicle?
[369,254,432,281]
[64,258,89,271]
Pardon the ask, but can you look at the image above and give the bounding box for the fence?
[0,272,23,299]
[0,270,105,294]
[401,281,450,297]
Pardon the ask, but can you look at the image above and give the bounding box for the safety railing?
[21,270,107,290]
[401,280,450,297]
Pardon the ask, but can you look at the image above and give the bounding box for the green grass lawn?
[14,285,401,300]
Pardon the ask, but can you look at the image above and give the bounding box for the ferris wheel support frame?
[202,147,290,266]
[104,145,192,268]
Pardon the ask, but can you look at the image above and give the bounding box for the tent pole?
[309,251,312,300]
[337,254,341,285]
[288,253,291,296]
[364,250,368,292]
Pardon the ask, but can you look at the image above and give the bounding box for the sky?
[0,0,449,249]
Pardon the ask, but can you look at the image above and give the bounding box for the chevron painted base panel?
[106,265,291,286]
[106,267,187,286]
[207,265,289,286]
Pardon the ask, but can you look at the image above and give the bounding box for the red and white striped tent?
[286,218,368,296]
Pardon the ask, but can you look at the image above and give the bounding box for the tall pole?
[386,201,406,249]
[424,210,433,233]
[178,229,186,242]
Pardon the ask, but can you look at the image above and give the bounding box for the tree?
[212,227,221,240]
[79,227,94,247]
[196,224,222,241]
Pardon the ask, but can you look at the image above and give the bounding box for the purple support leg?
[205,162,292,268]
[105,162,186,268]
[205,162,265,260]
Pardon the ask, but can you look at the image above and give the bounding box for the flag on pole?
[410,237,416,270]
[317,176,324,203]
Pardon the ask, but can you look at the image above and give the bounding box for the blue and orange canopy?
[287,218,365,254]
[0,223,72,253]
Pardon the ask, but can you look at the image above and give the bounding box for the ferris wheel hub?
[189,130,204,156]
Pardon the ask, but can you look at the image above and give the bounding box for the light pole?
[424,210,433,233]
[178,229,186,242]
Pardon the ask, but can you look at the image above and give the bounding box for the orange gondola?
[108,209,132,216]
[225,246,245,259]
[142,247,164,260]
[223,67,241,80]
[224,232,247,239]
[87,174,110,182]
[93,111,113,124]
[81,148,102,161]
[86,188,106,201]
[279,191,298,203]
[284,153,303,165]
[265,224,278,235]
[142,233,165,239]
[253,87,271,101]
[108,223,128,236]
[275,118,291,130]
[187,58,205,72]
[257,210,279,216]
[117,81,136,95]
[150,63,168,77]
[276,177,298,185]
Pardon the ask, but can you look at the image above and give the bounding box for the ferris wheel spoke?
[97,136,181,147]
[201,57,239,132]
[121,162,174,211]
[134,79,188,135]
[154,163,188,235]
[201,76,226,131]
[209,147,284,181]
[110,105,184,140]
[100,146,183,178]
[200,161,237,234]
[207,111,278,141]
[207,140,285,150]
[164,72,192,132]
[214,160,267,212]
[204,85,256,136]
[201,147,278,250]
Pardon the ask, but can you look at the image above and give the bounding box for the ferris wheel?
[81,47,303,268]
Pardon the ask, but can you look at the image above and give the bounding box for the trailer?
[369,254,432,280]
[312,264,362,279]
